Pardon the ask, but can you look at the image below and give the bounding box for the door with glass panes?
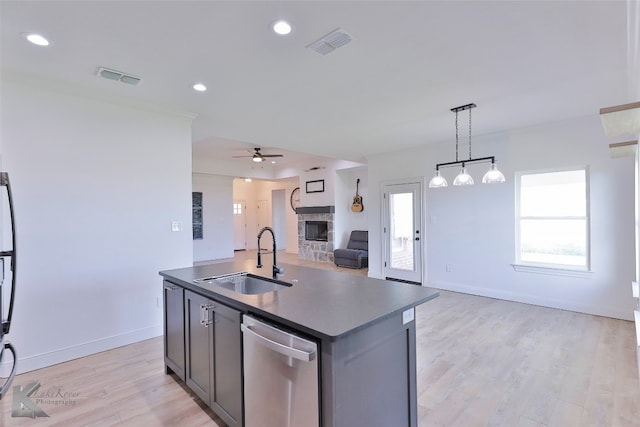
[383,182,422,284]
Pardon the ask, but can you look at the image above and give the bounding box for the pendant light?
[429,103,506,188]
[482,162,506,183]
[428,169,448,188]
[453,165,474,186]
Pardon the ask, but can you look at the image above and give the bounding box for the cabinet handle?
[200,303,215,327]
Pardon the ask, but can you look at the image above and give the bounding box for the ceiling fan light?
[428,170,448,188]
[453,166,474,186]
[482,162,506,184]
[252,156,263,162]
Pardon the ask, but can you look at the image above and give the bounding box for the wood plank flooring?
[2,251,638,426]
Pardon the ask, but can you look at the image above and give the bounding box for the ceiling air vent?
[307,28,352,56]
[97,67,142,86]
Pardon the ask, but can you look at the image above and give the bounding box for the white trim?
[511,263,593,278]
[635,310,640,347]
[635,310,640,381]
[428,279,633,321]
[0,325,162,376]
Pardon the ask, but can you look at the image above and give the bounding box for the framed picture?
[306,179,324,193]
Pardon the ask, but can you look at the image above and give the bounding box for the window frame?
[514,166,591,274]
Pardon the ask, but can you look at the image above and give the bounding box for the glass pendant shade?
[428,170,448,188]
[482,163,506,184]
[453,167,474,186]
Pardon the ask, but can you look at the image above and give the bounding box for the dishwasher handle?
[241,323,316,362]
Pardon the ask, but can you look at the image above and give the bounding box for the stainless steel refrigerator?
[0,172,17,399]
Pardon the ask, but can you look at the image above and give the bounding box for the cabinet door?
[163,281,185,380]
[212,303,243,427]
[184,290,213,404]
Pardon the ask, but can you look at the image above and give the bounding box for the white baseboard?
[635,310,640,382]
[0,325,163,377]
[428,280,634,321]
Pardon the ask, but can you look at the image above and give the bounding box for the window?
[233,203,242,215]
[515,167,589,271]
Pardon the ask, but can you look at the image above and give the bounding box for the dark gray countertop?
[159,259,439,341]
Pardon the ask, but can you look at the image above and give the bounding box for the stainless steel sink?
[193,272,291,295]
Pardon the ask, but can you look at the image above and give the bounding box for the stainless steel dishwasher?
[241,314,319,427]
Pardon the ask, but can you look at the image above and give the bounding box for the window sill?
[511,264,593,279]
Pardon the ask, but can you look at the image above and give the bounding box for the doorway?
[271,189,286,249]
[382,181,423,284]
[233,199,246,251]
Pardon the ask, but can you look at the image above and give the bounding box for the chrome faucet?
[257,226,284,278]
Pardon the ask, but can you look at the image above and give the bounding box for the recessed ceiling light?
[244,178,252,182]
[24,33,50,46]
[271,161,276,164]
[272,20,292,35]
[193,83,207,92]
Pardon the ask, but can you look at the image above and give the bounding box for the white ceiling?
[1,1,633,170]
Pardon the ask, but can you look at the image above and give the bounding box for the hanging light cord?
[435,103,494,169]
[455,110,459,162]
[468,107,472,160]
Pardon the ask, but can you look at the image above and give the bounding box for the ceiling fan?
[233,147,284,163]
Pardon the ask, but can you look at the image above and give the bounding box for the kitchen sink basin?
[193,272,291,295]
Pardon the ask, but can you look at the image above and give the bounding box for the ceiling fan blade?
[232,147,283,160]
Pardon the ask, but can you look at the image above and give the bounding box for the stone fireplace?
[296,206,334,262]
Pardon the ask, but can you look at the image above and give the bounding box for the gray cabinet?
[183,289,243,427]
[184,290,213,403]
[163,281,185,380]
[211,302,243,427]
[322,310,418,427]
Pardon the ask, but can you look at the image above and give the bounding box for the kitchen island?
[160,259,439,427]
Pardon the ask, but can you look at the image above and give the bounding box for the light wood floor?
[2,252,638,426]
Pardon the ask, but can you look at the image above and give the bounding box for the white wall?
[233,178,299,253]
[1,76,194,373]
[292,159,364,208]
[335,167,369,250]
[284,181,300,254]
[368,115,636,321]
[193,173,234,262]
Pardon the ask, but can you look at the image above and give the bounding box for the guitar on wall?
[351,179,363,212]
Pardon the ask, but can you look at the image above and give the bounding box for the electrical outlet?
[446,264,453,272]
[171,221,183,232]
